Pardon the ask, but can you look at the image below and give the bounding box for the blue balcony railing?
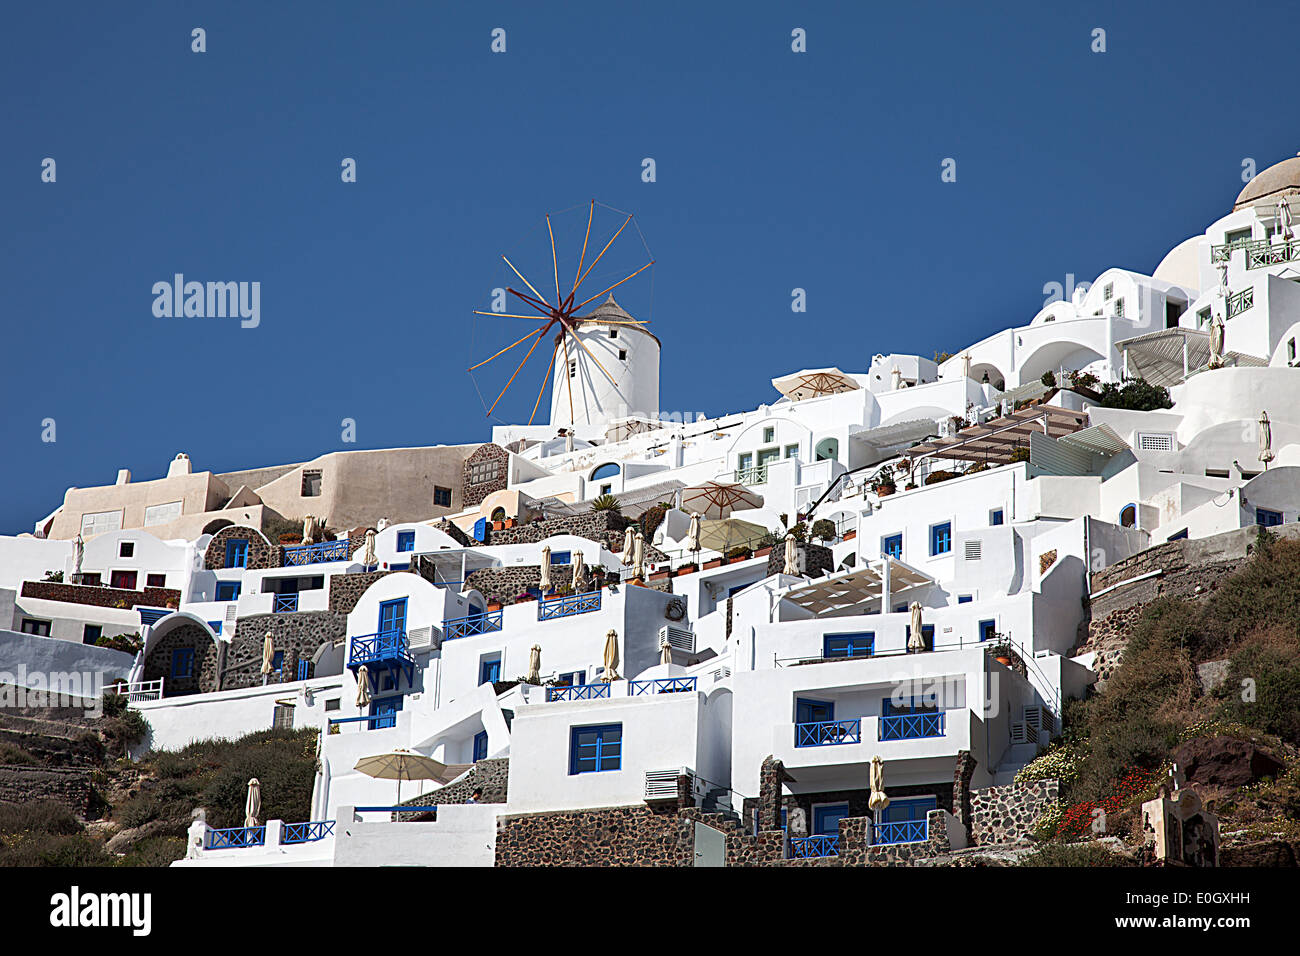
[789,834,839,858]
[348,629,412,669]
[546,683,611,702]
[443,609,503,640]
[274,593,299,613]
[353,805,438,821]
[795,718,862,748]
[878,712,945,741]
[629,677,698,695]
[537,590,601,621]
[207,826,266,850]
[296,659,312,681]
[328,713,397,733]
[282,539,350,566]
[281,821,335,845]
[873,819,928,845]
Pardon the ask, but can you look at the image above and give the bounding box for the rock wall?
[204,525,277,571]
[219,611,345,691]
[142,623,220,696]
[766,541,834,578]
[968,778,1059,845]
[20,580,181,611]
[462,444,510,509]
[0,765,95,815]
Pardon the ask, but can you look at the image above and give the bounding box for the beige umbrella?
[623,525,636,561]
[908,601,926,652]
[868,755,891,812]
[782,534,798,575]
[771,367,860,403]
[1279,198,1295,241]
[244,777,261,828]
[660,640,673,666]
[539,546,552,591]
[302,516,317,546]
[355,665,372,708]
[891,366,902,391]
[1208,314,1225,368]
[353,748,448,805]
[602,629,621,681]
[680,481,764,520]
[686,512,702,553]
[1259,411,1274,467]
[571,551,587,592]
[261,632,274,683]
[697,517,767,555]
[632,531,645,580]
[360,528,378,568]
[71,533,84,582]
[527,644,541,684]
[960,353,971,380]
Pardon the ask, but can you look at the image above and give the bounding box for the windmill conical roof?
[583,294,635,322]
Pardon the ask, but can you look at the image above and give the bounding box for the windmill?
[468,202,659,429]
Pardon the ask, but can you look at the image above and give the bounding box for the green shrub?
[0,743,38,766]
[810,519,836,541]
[0,800,84,836]
[1097,379,1172,411]
[1214,630,1300,745]
[118,835,186,868]
[1019,841,1138,867]
[590,494,621,513]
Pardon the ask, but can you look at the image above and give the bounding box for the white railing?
[110,678,164,702]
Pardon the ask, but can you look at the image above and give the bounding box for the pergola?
[780,557,933,617]
[1114,327,1266,387]
[903,404,1089,467]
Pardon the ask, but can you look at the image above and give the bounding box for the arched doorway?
[814,438,839,462]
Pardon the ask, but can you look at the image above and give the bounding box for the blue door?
[370,697,402,729]
[480,657,501,684]
[813,803,849,837]
[796,698,834,724]
[473,730,488,762]
[378,598,407,636]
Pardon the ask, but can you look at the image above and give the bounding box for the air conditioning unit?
[964,539,982,562]
[407,626,438,651]
[659,625,695,653]
[644,768,687,802]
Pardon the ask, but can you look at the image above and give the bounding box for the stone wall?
[218,611,345,691]
[465,565,605,603]
[766,541,834,578]
[142,623,220,696]
[462,444,509,509]
[204,525,277,571]
[20,580,181,611]
[0,765,94,815]
[968,778,1059,845]
[329,569,407,614]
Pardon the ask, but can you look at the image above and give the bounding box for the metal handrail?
[628,677,698,695]
[328,713,397,731]
[281,821,335,844]
[207,826,266,850]
[108,678,164,701]
[443,608,503,640]
[878,712,945,741]
[795,718,862,747]
[873,819,928,846]
[537,590,601,621]
[546,683,611,702]
[789,834,839,858]
[348,629,411,666]
[274,593,299,613]
[734,464,769,486]
[282,539,349,566]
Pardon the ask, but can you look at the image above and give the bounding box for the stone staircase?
[991,742,1041,786]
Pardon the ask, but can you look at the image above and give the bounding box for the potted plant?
[988,637,1014,667]
[279,532,303,545]
[703,556,724,570]
[503,517,516,529]
[515,591,535,604]
[487,595,504,612]
[649,567,670,582]
[676,561,698,576]
[810,519,837,543]
[872,465,896,497]
[725,546,753,562]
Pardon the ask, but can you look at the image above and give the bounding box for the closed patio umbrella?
[360,528,378,568]
[355,665,372,708]
[1279,199,1294,241]
[908,602,925,652]
[686,512,701,553]
[261,633,274,684]
[539,546,552,591]
[72,533,84,583]
[527,644,541,684]
[571,551,587,592]
[869,756,891,812]
[960,353,971,380]
[244,777,261,828]
[782,534,798,576]
[623,525,636,562]
[1209,314,1225,368]
[602,629,620,681]
[632,532,645,580]
[1259,410,1274,467]
[353,748,448,806]
[660,640,673,665]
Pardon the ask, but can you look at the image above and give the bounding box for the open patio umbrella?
[1259,410,1274,467]
[869,756,891,812]
[697,517,766,555]
[632,532,645,580]
[244,778,261,828]
[686,512,702,553]
[353,748,448,806]
[355,665,372,708]
[660,640,673,666]
[261,633,274,684]
[771,367,860,403]
[527,644,541,684]
[908,602,926,652]
[539,546,552,591]
[680,481,764,520]
[602,629,621,681]
[782,534,798,576]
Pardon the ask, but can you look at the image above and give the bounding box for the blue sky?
[2,1,1297,534]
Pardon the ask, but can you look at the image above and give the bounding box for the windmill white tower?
[550,295,660,429]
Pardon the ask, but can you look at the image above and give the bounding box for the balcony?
[546,683,611,702]
[108,678,164,702]
[348,630,415,687]
[628,677,697,695]
[282,539,349,567]
[443,608,503,640]
[788,834,838,858]
[537,590,601,621]
[274,593,299,613]
[206,826,266,850]
[873,819,928,846]
[734,464,768,486]
[879,712,945,741]
[1211,236,1300,270]
[1227,287,1254,318]
[795,718,862,748]
[280,821,335,845]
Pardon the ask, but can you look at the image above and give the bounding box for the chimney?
[115,469,131,485]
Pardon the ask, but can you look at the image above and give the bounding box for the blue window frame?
[1168,528,1189,541]
[171,648,195,679]
[883,696,938,717]
[473,730,488,762]
[225,538,249,568]
[880,795,935,824]
[480,656,502,685]
[813,802,849,837]
[569,723,622,774]
[396,530,415,552]
[387,562,410,571]
[370,697,402,728]
[557,670,586,687]
[882,533,902,559]
[979,619,997,642]
[823,632,873,659]
[272,651,284,674]
[894,603,908,613]
[215,580,241,601]
[591,462,620,481]
[957,595,973,604]
[796,698,834,724]
[550,550,572,566]
[1257,508,1283,527]
[930,522,952,556]
[990,509,1004,526]
[378,597,407,635]
[903,624,935,650]
[207,620,222,635]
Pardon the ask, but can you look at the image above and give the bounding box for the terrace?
[281,539,349,567]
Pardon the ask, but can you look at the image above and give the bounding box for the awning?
[772,367,861,402]
[904,404,1089,465]
[780,558,933,616]
[1115,327,1266,387]
[1058,423,1130,456]
[848,419,937,457]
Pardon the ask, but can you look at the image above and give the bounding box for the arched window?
[490,507,507,522]
[1120,504,1137,528]
[815,438,839,462]
[590,463,620,481]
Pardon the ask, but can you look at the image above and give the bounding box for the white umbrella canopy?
[680,481,764,520]
[527,644,541,684]
[771,367,860,403]
[696,518,766,555]
[660,640,673,666]
[244,778,261,828]
[539,546,552,591]
[355,665,372,708]
[1209,314,1225,368]
[623,525,636,562]
[868,756,891,812]
[571,551,587,592]
[686,512,702,553]
[632,532,646,580]
[360,529,378,568]
[602,629,621,681]
[1259,410,1274,466]
[261,633,275,676]
[782,535,798,576]
[353,748,448,805]
[908,602,925,652]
